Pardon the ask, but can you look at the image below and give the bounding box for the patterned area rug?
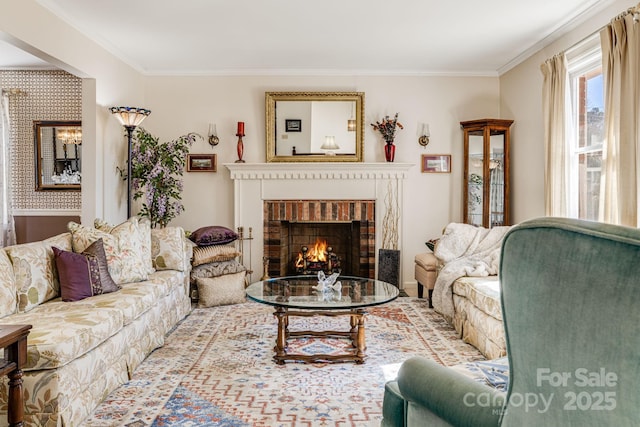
[84,298,485,426]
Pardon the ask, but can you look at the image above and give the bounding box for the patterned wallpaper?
[0,70,81,210]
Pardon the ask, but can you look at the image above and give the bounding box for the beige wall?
[144,75,500,283]
[500,0,639,224]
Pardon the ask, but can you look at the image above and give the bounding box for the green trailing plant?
[130,128,200,228]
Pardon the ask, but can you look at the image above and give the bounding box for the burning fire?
[295,238,328,268]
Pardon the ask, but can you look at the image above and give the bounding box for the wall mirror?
[265,91,364,162]
[34,120,82,191]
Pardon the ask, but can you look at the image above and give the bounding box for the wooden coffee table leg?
[355,310,366,363]
[273,307,288,364]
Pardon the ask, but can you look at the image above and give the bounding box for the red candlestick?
[237,121,245,136]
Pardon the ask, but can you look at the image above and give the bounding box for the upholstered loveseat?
[0,218,192,426]
[417,223,510,359]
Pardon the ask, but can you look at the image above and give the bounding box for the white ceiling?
[0,0,617,75]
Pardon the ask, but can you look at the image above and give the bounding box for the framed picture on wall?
[285,119,301,132]
[421,154,451,173]
[187,154,217,172]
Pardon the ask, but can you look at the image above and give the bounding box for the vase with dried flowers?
[371,113,403,162]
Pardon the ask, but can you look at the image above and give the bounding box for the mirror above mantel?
[34,120,82,191]
[265,91,364,163]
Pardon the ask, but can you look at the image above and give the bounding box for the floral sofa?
[426,222,511,359]
[0,217,192,426]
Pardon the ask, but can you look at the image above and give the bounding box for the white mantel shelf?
[224,162,413,180]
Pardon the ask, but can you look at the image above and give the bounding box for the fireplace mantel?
[225,162,412,180]
[224,162,414,285]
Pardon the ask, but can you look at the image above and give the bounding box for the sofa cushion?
[0,250,17,319]
[6,233,72,313]
[0,301,124,370]
[452,276,502,321]
[75,281,166,326]
[151,227,186,271]
[189,225,238,246]
[68,220,148,285]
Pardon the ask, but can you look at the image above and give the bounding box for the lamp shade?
[109,106,151,127]
[321,136,340,150]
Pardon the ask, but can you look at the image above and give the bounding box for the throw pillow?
[189,225,238,246]
[192,244,240,267]
[53,239,120,302]
[95,217,154,275]
[81,238,120,293]
[196,271,246,307]
[151,227,187,271]
[68,220,148,285]
[6,233,72,313]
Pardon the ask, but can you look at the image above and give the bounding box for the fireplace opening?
[294,238,341,275]
[283,221,359,276]
[263,200,375,279]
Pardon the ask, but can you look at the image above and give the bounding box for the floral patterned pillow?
[6,233,72,313]
[151,227,187,271]
[0,249,17,318]
[95,217,154,274]
[68,221,149,285]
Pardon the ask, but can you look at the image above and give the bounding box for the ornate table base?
[272,307,367,364]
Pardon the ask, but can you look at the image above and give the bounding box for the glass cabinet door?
[461,119,513,228]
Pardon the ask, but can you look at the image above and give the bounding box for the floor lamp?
[109,106,151,218]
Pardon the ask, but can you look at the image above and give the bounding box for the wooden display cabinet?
[461,119,514,228]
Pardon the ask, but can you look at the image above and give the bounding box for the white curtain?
[0,91,16,246]
[599,8,640,226]
[541,54,570,217]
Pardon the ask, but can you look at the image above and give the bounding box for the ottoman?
[414,252,439,307]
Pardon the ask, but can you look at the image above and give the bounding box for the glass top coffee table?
[245,275,399,364]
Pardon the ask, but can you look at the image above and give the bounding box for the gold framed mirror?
[265,91,364,162]
[34,120,82,191]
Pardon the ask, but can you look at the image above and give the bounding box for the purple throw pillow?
[54,247,101,302]
[189,226,238,246]
[53,238,120,302]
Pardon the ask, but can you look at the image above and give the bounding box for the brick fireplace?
[225,162,411,287]
[264,200,375,278]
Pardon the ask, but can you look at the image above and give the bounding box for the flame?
[295,238,328,268]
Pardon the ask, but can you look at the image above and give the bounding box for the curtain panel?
[541,54,570,217]
[600,9,640,226]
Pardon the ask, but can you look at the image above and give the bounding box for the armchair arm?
[397,357,505,427]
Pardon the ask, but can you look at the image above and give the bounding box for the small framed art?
[421,154,451,173]
[187,154,217,172]
[285,119,301,132]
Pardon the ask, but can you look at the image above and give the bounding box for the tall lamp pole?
[109,106,151,218]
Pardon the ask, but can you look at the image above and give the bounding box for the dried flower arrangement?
[371,113,403,143]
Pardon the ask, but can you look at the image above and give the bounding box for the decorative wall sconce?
[418,123,430,147]
[208,123,219,146]
[235,121,245,163]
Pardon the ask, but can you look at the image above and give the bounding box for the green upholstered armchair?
[382,217,640,427]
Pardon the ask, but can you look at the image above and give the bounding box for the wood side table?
[0,325,32,427]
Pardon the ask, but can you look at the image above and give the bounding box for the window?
[567,35,604,221]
